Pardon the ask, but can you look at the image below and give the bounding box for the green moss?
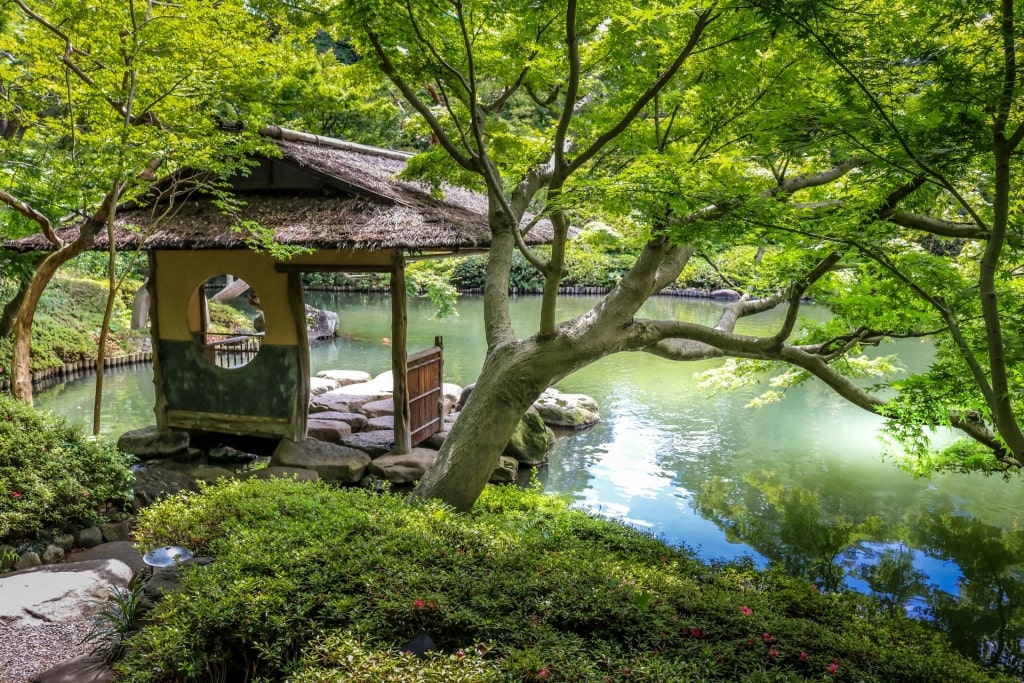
[119,480,1011,683]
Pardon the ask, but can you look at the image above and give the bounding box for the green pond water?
[35,292,1024,670]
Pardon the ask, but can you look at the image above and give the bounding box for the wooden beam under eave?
[391,249,411,455]
[148,252,168,430]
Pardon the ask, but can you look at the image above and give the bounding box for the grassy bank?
[120,479,1010,682]
[0,275,148,378]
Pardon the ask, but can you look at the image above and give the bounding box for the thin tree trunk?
[11,187,119,405]
[93,210,119,435]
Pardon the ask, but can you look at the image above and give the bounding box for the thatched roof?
[4,127,555,253]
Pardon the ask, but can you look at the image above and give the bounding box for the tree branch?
[0,190,61,247]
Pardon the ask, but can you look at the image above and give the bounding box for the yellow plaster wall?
[285,249,394,269]
[154,250,298,345]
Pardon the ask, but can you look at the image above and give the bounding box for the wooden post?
[287,271,310,442]
[148,252,167,429]
[392,249,411,454]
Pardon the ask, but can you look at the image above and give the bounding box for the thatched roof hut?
[5,127,550,451]
[5,126,552,254]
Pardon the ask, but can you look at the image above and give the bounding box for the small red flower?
[740,605,753,616]
[82,490,89,498]
[455,649,465,659]
[768,647,780,658]
[689,627,706,639]
[761,633,775,643]
[413,599,425,609]
[538,667,549,678]
[747,638,756,647]
[828,660,840,675]
[799,651,808,662]
[10,491,21,499]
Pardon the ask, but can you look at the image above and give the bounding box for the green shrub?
[118,479,1009,683]
[0,394,135,541]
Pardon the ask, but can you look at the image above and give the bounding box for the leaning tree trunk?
[412,338,563,511]
[11,190,118,404]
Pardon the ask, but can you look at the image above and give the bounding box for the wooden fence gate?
[407,336,444,446]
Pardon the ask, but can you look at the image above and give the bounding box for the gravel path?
[0,617,93,683]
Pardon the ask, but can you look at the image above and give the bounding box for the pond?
[35,292,1024,670]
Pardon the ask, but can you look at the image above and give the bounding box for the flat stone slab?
[366,415,395,431]
[308,411,369,431]
[316,369,372,386]
[116,425,189,457]
[311,386,392,413]
[368,448,438,484]
[361,398,395,418]
[309,376,341,396]
[306,418,353,442]
[340,430,395,457]
[0,559,133,624]
[270,438,371,484]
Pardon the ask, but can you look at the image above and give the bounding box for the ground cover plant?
[120,478,1010,682]
[0,393,134,542]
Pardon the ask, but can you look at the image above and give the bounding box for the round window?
[188,274,264,368]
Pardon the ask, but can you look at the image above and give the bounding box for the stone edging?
[0,351,154,392]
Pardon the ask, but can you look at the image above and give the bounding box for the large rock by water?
[367,449,437,484]
[116,426,189,457]
[504,407,554,465]
[489,456,520,483]
[305,304,339,339]
[533,388,600,428]
[271,438,371,484]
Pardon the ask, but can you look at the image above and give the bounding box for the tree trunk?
[0,272,32,338]
[11,189,118,404]
[411,339,557,511]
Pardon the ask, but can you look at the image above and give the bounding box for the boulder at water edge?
[311,384,393,413]
[306,418,353,443]
[504,406,554,465]
[489,456,520,483]
[271,438,371,484]
[533,388,600,428]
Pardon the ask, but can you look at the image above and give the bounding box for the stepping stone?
[270,438,371,484]
[309,376,341,396]
[307,418,353,442]
[316,369,372,386]
[341,431,395,457]
[366,415,395,431]
[361,398,394,418]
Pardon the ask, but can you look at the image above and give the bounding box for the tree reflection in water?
[696,474,1024,674]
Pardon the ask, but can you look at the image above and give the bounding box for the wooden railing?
[197,332,264,369]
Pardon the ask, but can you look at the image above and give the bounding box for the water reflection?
[32,292,1024,673]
